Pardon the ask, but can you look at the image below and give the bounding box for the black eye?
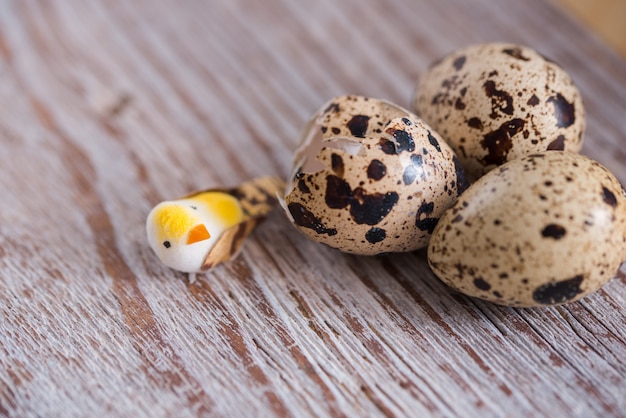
[163,241,171,248]
[190,205,197,210]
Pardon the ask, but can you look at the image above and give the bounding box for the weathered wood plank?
[556,0,626,57]
[1,0,626,416]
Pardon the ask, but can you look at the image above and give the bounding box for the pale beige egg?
[428,151,626,307]
[413,43,585,181]
[283,95,468,255]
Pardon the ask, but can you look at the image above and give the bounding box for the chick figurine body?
[146,176,284,282]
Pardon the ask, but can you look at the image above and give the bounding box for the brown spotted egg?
[428,151,626,307]
[283,95,468,255]
[413,43,585,181]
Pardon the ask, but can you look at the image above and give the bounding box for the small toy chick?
[146,176,285,282]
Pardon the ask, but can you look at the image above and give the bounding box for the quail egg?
[283,95,468,255]
[428,151,626,307]
[413,43,585,181]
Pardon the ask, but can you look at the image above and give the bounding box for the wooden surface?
[556,0,626,57]
[1,0,626,417]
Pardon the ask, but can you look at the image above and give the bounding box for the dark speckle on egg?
[467,117,484,129]
[367,159,387,180]
[347,115,370,138]
[298,178,311,194]
[480,118,525,166]
[483,80,514,117]
[378,138,397,155]
[365,227,387,243]
[386,128,415,153]
[331,153,344,177]
[502,47,530,61]
[547,93,576,128]
[473,277,491,290]
[349,189,399,225]
[547,135,566,150]
[453,55,467,71]
[527,94,540,106]
[416,201,439,233]
[427,132,442,152]
[403,164,418,185]
[532,275,584,305]
[287,202,337,236]
[602,186,618,207]
[541,224,566,239]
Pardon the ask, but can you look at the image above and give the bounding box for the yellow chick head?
[146,192,244,274]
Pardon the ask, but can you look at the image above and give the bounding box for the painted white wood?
[1,0,625,416]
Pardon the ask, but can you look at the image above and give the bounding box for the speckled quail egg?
[283,95,469,255]
[428,151,626,307]
[413,43,585,181]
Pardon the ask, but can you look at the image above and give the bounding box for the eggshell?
[283,95,468,255]
[428,151,626,307]
[413,43,585,181]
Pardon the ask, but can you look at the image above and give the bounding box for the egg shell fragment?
[428,151,626,307]
[284,95,468,255]
[413,43,585,181]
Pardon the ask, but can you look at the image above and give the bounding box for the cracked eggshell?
[283,95,469,255]
[413,43,585,181]
[428,151,626,307]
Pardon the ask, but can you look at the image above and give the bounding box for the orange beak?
[186,224,211,245]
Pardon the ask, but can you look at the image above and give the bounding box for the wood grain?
[1,0,626,417]
[556,0,626,57]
